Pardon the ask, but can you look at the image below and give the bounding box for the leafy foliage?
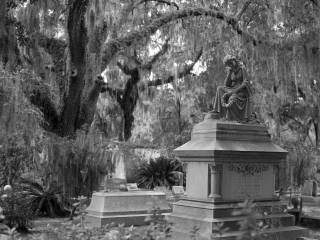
[21,202,172,240]
[0,137,32,186]
[19,178,69,217]
[1,0,320,200]
[232,200,268,240]
[0,188,34,232]
[137,156,182,189]
[0,68,42,187]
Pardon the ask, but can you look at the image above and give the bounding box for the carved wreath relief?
[228,163,269,176]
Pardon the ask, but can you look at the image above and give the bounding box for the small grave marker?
[126,183,139,191]
[172,186,184,195]
[302,180,313,196]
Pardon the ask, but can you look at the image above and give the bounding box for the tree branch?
[138,0,180,10]
[102,7,261,69]
[101,85,124,104]
[310,0,319,7]
[37,34,67,95]
[116,61,135,75]
[131,49,143,66]
[147,48,203,87]
[115,0,179,36]
[177,48,203,78]
[76,76,107,129]
[24,82,59,132]
[67,0,88,70]
[236,0,252,20]
[141,38,170,71]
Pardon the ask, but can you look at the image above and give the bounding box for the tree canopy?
[1,0,320,186]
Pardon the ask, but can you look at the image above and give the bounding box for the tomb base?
[170,198,308,240]
[85,191,171,227]
[170,119,308,239]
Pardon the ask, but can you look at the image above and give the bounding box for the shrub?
[0,68,43,187]
[35,205,171,240]
[19,178,69,217]
[0,136,33,187]
[0,188,34,232]
[137,156,182,189]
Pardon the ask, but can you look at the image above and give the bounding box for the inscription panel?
[222,164,274,200]
[186,162,209,199]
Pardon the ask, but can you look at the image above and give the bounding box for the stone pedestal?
[170,119,307,239]
[86,191,171,227]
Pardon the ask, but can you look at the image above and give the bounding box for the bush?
[0,136,33,187]
[0,187,34,232]
[137,156,182,189]
[19,178,69,217]
[35,206,171,240]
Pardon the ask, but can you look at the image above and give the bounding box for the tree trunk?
[0,0,7,62]
[123,105,135,141]
[76,77,106,129]
[59,0,89,136]
[0,0,20,70]
[119,70,140,141]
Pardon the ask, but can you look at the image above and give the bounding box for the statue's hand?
[222,92,231,103]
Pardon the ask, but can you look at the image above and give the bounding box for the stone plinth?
[170,119,307,239]
[86,191,171,227]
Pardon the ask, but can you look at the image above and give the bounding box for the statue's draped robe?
[213,68,252,121]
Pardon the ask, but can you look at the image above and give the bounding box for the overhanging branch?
[116,61,135,75]
[138,0,179,10]
[101,85,124,104]
[177,48,203,78]
[236,0,253,20]
[147,48,203,87]
[102,7,261,69]
[24,82,59,132]
[141,38,170,71]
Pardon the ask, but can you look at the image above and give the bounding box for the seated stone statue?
[210,55,252,122]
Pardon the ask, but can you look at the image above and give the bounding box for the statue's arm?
[232,69,249,94]
[224,70,232,87]
[233,81,248,94]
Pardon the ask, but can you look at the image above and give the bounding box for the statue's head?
[223,55,241,71]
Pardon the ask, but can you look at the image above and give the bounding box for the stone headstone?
[153,186,168,193]
[175,172,184,186]
[104,178,127,191]
[172,186,184,195]
[302,180,313,196]
[126,183,138,191]
[312,181,318,197]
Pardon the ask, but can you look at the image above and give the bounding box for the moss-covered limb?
[138,0,179,10]
[0,0,21,70]
[116,61,136,76]
[37,35,67,94]
[101,86,124,104]
[236,0,253,20]
[141,38,170,71]
[105,48,202,141]
[24,81,60,132]
[101,7,260,69]
[76,76,107,129]
[147,48,203,87]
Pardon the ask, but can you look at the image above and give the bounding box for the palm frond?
[137,156,182,189]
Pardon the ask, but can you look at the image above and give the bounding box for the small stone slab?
[302,180,314,196]
[172,186,184,195]
[104,178,127,191]
[86,191,171,227]
[126,183,138,191]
